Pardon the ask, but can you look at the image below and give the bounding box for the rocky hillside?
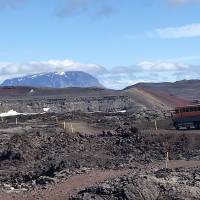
[0,95,137,114]
[123,87,190,109]
[0,87,142,114]
[0,79,196,114]
[0,84,189,114]
[1,71,102,88]
[127,79,200,101]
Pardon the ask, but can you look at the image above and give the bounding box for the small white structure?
[118,110,127,113]
[43,108,50,112]
[0,110,20,117]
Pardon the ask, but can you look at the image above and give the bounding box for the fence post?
[63,121,66,130]
[155,120,158,131]
[16,118,18,125]
[165,152,169,169]
[71,123,74,133]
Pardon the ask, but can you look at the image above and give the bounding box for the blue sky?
[0,0,200,88]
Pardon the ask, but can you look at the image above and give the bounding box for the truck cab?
[173,104,200,130]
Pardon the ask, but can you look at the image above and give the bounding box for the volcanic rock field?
[0,85,200,200]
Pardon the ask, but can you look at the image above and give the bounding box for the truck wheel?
[194,123,200,130]
[174,123,180,130]
[175,126,180,130]
[186,125,190,130]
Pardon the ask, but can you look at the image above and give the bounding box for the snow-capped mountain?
[1,71,103,88]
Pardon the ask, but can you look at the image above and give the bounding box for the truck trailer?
[173,104,200,130]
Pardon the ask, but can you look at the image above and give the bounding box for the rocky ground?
[71,167,200,200]
[0,112,200,199]
[0,83,186,114]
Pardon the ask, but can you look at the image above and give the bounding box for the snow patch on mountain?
[1,71,103,88]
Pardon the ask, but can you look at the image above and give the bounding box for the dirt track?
[1,160,200,200]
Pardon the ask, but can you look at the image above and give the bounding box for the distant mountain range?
[1,71,103,88]
[1,72,199,109]
[0,78,199,110]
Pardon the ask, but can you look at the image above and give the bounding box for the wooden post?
[155,120,158,131]
[16,118,18,125]
[56,117,58,123]
[71,123,74,133]
[165,152,169,169]
[63,121,66,130]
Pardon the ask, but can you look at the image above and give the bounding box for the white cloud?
[138,61,188,71]
[125,24,200,40]
[100,61,200,88]
[29,59,107,75]
[153,23,200,38]
[0,59,106,76]
[0,59,199,89]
